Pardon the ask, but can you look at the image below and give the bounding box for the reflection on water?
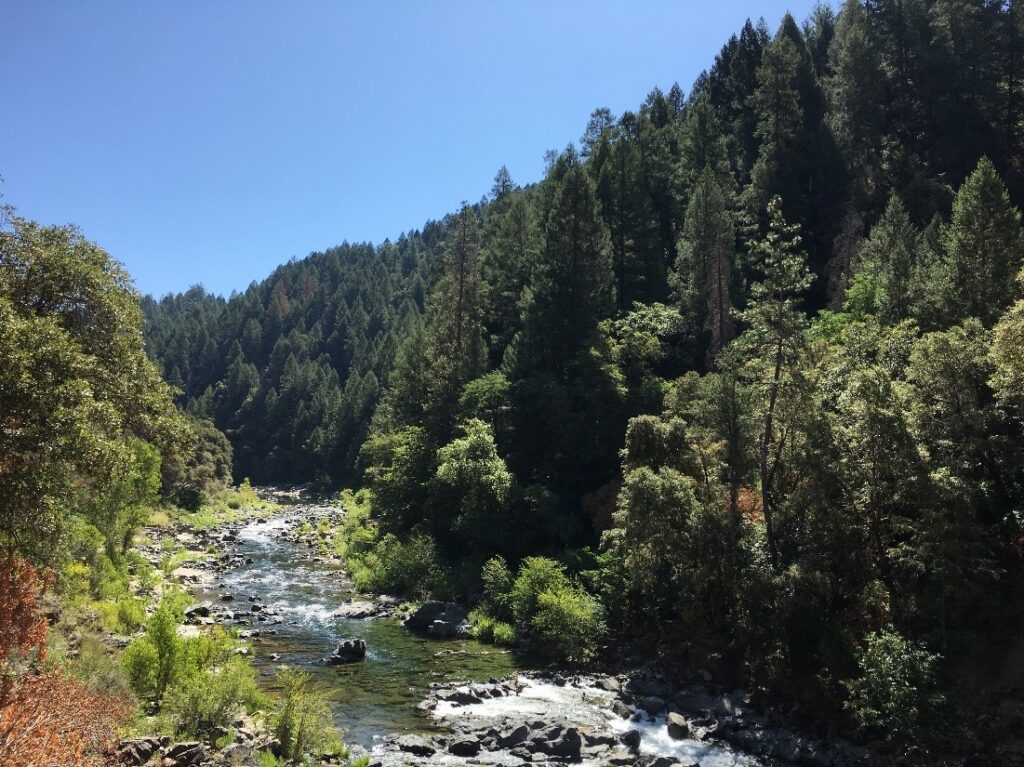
[194,514,528,747]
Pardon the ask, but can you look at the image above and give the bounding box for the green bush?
[270,669,341,762]
[175,483,207,512]
[469,608,495,641]
[122,592,233,703]
[160,656,263,737]
[96,596,147,633]
[510,557,570,624]
[122,598,183,699]
[843,629,944,743]
[353,532,440,597]
[71,633,134,696]
[491,621,517,647]
[531,584,605,662]
[481,556,513,620]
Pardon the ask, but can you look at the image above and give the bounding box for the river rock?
[117,737,161,765]
[448,738,481,756]
[404,601,469,638]
[183,602,211,620]
[620,728,642,751]
[164,741,204,766]
[639,695,667,715]
[667,711,689,739]
[534,726,582,760]
[436,687,482,705]
[219,742,253,765]
[327,639,366,664]
[337,602,382,618]
[496,724,531,748]
[396,735,435,756]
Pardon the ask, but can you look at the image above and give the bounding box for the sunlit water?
[194,514,763,765]
[194,514,527,746]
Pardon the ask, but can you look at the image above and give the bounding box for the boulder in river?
[667,711,689,739]
[403,601,468,638]
[326,638,366,664]
[335,599,383,619]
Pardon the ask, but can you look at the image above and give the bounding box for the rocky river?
[160,504,872,767]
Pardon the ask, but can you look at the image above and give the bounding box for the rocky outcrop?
[403,601,469,638]
[116,737,163,765]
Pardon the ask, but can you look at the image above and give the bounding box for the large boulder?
[183,602,211,620]
[117,737,161,765]
[164,741,204,766]
[403,601,468,638]
[396,735,435,757]
[534,727,582,760]
[335,600,380,619]
[327,639,366,664]
[448,739,481,757]
[496,723,531,748]
[667,712,689,740]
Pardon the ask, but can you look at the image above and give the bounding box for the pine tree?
[518,148,614,380]
[845,194,919,324]
[737,196,813,569]
[941,157,1024,325]
[677,167,736,367]
[827,0,886,211]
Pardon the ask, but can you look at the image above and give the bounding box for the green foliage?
[531,584,606,662]
[0,208,190,562]
[432,419,515,551]
[122,596,185,700]
[269,669,342,763]
[843,629,943,742]
[160,656,263,739]
[351,533,440,597]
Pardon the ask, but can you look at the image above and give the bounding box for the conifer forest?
[4,3,1024,766]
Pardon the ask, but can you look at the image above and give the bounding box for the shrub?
[481,556,513,620]
[843,628,944,743]
[96,596,146,633]
[270,669,341,762]
[509,557,570,624]
[491,621,517,647]
[175,483,207,512]
[354,533,440,597]
[531,585,606,662]
[60,561,92,602]
[468,609,495,641]
[121,595,185,700]
[70,634,133,696]
[0,557,133,766]
[160,656,263,738]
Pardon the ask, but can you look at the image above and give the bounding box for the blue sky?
[1,1,821,297]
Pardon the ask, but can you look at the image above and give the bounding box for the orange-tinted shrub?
[736,486,763,522]
[0,557,133,766]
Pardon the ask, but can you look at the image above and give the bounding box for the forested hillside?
[143,228,439,483]
[144,0,1024,748]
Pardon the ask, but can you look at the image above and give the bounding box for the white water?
[433,677,763,767]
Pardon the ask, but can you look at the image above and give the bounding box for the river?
[192,511,769,766]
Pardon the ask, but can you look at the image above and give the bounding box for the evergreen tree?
[940,157,1024,326]
[677,167,736,367]
[827,0,886,211]
[736,196,814,569]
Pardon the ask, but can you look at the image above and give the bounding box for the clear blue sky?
[1,1,821,297]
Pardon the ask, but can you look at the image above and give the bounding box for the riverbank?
[158,497,865,767]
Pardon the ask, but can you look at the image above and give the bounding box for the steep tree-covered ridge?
[142,227,438,484]
[138,2,1024,751]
